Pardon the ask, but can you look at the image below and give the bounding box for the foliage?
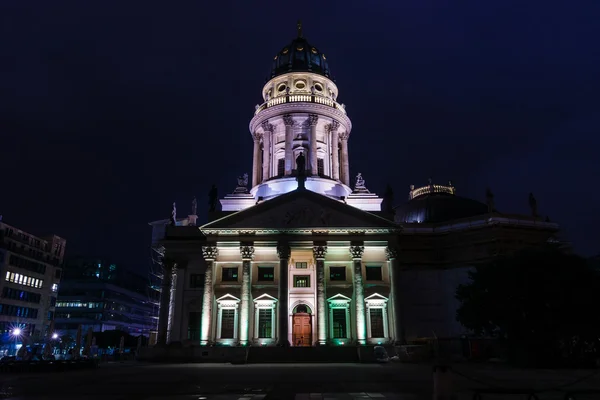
[456,245,600,366]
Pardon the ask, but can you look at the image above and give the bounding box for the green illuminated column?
[277,243,290,346]
[314,244,328,345]
[350,245,366,345]
[200,246,218,346]
[386,246,404,345]
[239,245,255,346]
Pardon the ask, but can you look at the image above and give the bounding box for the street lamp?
[52,333,58,340]
[11,328,21,336]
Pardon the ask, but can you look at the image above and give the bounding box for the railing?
[254,94,346,115]
[409,184,456,200]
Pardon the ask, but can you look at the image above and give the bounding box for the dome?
[269,24,332,80]
[394,182,489,224]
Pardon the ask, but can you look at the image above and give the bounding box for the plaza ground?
[1,362,600,399]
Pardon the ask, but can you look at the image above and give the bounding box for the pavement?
[0,361,599,399]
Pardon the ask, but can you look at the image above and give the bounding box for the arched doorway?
[292,304,312,347]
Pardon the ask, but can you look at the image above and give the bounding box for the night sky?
[1,1,599,273]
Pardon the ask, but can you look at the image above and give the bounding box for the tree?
[456,245,600,366]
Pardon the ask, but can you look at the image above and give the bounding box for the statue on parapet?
[296,152,306,175]
[353,173,370,193]
[528,192,538,217]
[191,197,197,215]
[208,184,218,212]
[486,188,495,213]
[233,173,250,194]
[170,202,177,226]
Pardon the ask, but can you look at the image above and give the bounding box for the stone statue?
[237,173,249,188]
[528,192,538,217]
[191,197,197,215]
[208,184,218,212]
[356,173,365,188]
[170,202,177,226]
[486,188,495,213]
[296,152,306,175]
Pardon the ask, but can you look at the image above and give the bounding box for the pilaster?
[156,258,175,346]
[277,243,291,346]
[339,131,350,186]
[200,246,218,345]
[386,246,404,345]
[239,244,255,345]
[252,132,263,187]
[308,114,319,176]
[261,122,273,182]
[313,244,328,345]
[350,245,366,345]
[283,115,294,175]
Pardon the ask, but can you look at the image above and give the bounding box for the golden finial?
[297,20,303,38]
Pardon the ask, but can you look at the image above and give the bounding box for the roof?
[270,35,332,80]
[395,192,489,224]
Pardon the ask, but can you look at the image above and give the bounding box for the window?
[329,266,346,281]
[47,311,54,321]
[332,309,347,339]
[317,158,324,176]
[190,274,203,288]
[220,309,235,338]
[369,309,384,337]
[295,262,307,269]
[277,159,285,176]
[293,275,310,288]
[257,267,274,282]
[188,311,201,341]
[222,267,238,282]
[257,309,272,338]
[51,283,58,292]
[366,266,382,281]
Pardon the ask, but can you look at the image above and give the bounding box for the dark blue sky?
[1,0,599,271]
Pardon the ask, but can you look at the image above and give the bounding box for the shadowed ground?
[1,362,599,399]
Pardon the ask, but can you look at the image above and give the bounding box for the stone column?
[339,131,350,186]
[239,245,255,346]
[261,122,273,182]
[313,245,328,345]
[156,258,175,346]
[283,115,294,175]
[200,246,218,345]
[169,262,187,342]
[308,114,319,176]
[277,243,291,346]
[350,245,366,345]
[329,121,340,181]
[252,132,263,187]
[386,246,404,344]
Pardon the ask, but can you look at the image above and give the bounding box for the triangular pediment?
[201,189,398,231]
[253,293,278,303]
[364,293,388,302]
[216,294,240,303]
[327,293,352,302]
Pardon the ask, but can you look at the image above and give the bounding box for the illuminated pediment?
[364,293,388,308]
[201,189,398,232]
[216,294,241,308]
[253,293,278,306]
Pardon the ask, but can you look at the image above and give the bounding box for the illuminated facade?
[0,217,64,350]
[149,26,561,351]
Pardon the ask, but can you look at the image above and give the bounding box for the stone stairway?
[246,346,360,363]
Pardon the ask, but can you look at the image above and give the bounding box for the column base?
[357,339,367,346]
[276,340,290,347]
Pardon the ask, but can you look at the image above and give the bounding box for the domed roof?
[394,182,489,224]
[269,22,332,80]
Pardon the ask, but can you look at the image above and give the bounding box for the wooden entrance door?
[292,313,312,346]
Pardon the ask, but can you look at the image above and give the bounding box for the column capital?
[252,132,263,142]
[276,243,291,259]
[240,245,255,260]
[308,114,319,126]
[202,246,219,261]
[339,131,350,141]
[385,246,399,261]
[349,245,364,260]
[261,121,274,132]
[313,245,327,260]
[283,114,295,127]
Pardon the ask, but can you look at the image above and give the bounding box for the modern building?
[54,258,158,337]
[0,216,65,351]
[148,25,561,351]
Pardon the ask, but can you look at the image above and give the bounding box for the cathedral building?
[147,25,560,355]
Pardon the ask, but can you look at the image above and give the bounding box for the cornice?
[250,102,352,134]
[201,228,400,236]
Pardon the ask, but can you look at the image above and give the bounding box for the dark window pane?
[258,309,272,338]
[295,262,307,269]
[190,274,204,288]
[222,267,238,282]
[277,159,285,176]
[317,158,324,176]
[293,275,310,288]
[370,308,384,337]
[365,266,382,281]
[188,311,201,341]
[257,267,274,282]
[329,267,346,281]
[332,308,347,338]
[220,309,235,338]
